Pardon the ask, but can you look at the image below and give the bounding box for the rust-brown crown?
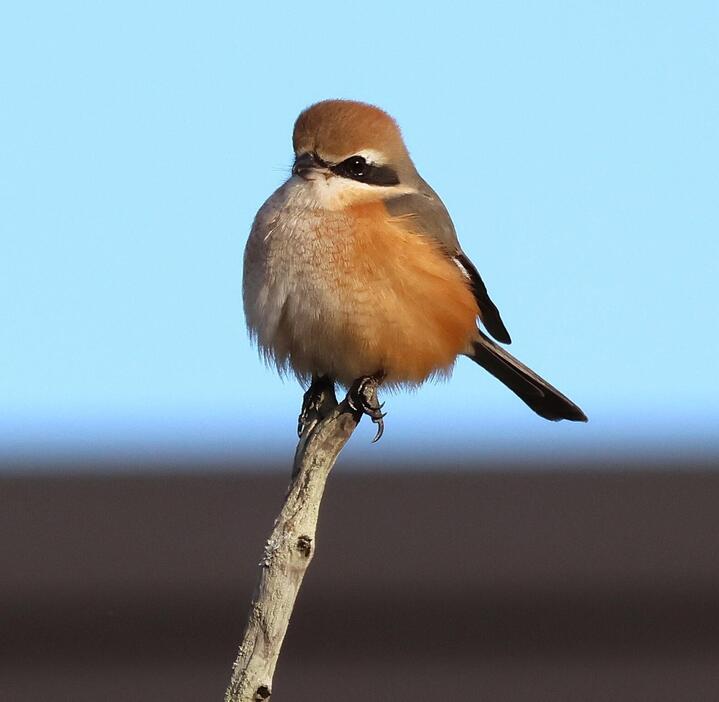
[292,100,410,165]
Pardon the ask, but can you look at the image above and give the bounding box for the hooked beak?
[292,152,328,179]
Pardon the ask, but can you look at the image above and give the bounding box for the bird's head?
[291,100,419,209]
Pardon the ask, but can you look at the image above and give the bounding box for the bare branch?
[224,390,362,702]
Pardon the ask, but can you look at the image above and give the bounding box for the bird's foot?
[297,376,337,437]
[348,374,386,443]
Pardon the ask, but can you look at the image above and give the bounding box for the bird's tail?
[468,331,587,422]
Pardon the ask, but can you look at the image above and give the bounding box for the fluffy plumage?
[244,180,477,386]
[243,99,586,422]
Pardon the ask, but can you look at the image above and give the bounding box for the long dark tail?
[469,331,587,422]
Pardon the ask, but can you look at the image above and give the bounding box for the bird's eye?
[344,156,367,178]
[329,154,399,186]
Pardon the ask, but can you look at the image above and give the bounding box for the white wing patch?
[453,256,472,281]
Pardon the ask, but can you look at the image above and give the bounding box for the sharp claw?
[298,377,337,437]
[348,374,387,443]
[297,402,314,437]
[371,418,385,443]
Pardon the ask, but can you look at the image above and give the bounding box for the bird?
[243,99,587,441]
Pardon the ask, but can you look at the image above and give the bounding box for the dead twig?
[225,386,362,701]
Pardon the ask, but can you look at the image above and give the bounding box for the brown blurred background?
[3,457,719,701]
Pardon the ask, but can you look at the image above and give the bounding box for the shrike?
[243,100,586,440]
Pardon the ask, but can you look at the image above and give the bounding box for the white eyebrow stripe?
[354,148,388,165]
[321,148,389,165]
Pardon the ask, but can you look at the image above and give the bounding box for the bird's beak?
[292,152,327,179]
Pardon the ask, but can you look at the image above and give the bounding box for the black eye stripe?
[330,156,400,187]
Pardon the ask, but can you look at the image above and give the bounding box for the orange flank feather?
[282,201,479,386]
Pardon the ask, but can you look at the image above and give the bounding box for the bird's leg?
[297,375,337,437]
[348,372,387,443]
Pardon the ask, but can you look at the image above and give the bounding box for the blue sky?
[1,2,717,467]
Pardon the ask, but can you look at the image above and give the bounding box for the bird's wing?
[385,183,512,344]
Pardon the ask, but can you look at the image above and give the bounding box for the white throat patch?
[294,173,416,210]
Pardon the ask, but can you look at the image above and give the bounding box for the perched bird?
[243,99,587,440]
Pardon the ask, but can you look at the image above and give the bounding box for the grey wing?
[385,180,512,344]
